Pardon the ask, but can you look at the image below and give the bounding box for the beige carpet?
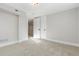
[0,38,79,56]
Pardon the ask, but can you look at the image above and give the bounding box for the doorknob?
[44,29,46,31]
[38,29,40,30]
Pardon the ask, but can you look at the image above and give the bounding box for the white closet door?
[19,13,28,41]
[41,16,46,39]
[33,17,41,38]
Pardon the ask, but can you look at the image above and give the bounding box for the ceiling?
[4,3,79,18]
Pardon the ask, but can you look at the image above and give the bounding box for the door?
[33,17,41,38]
[41,16,46,39]
[33,16,46,39]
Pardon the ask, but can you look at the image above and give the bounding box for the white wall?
[19,12,28,42]
[77,8,79,43]
[0,9,18,45]
[0,6,28,47]
[46,8,79,46]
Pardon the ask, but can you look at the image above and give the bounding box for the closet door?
[33,17,41,38]
[41,16,46,39]
[33,16,46,39]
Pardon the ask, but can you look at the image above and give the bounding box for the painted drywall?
[19,12,28,42]
[0,9,18,45]
[0,10,28,46]
[46,8,79,45]
[77,8,79,42]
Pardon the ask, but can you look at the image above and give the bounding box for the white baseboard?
[0,41,18,47]
[18,39,28,43]
[0,39,79,48]
[44,39,79,47]
[0,39,28,48]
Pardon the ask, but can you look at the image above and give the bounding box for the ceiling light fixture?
[32,0,39,6]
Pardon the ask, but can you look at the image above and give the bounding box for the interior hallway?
[0,39,79,56]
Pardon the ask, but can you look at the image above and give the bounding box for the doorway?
[28,19,33,38]
[28,16,46,39]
